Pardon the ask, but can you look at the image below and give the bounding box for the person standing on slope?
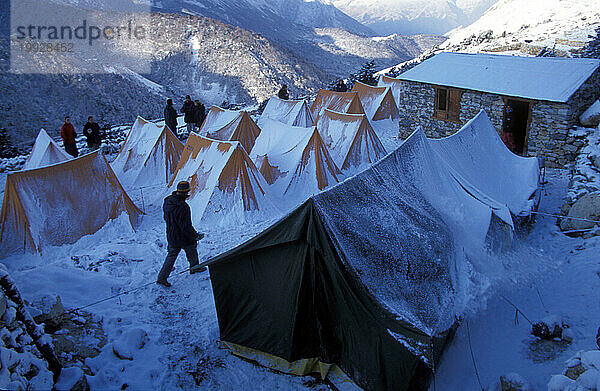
[164,99,178,134]
[193,100,206,132]
[333,80,348,92]
[181,95,195,134]
[278,84,290,100]
[83,116,103,150]
[157,180,206,287]
[60,116,78,158]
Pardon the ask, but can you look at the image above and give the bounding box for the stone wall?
[396,78,596,168]
[567,67,600,126]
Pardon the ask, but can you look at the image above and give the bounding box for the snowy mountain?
[441,0,600,55]
[332,0,500,36]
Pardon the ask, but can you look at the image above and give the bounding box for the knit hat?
[176,181,191,194]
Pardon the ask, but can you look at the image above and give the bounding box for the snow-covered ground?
[1,118,599,390]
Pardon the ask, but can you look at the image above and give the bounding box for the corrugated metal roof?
[397,52,600,103]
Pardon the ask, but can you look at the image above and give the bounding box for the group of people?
[60,116,104,158]
[164,96,206,135]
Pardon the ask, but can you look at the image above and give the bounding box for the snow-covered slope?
[442,0,600,54]
[332,0,499,35]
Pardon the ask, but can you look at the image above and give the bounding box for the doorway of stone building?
[503,99,532,155]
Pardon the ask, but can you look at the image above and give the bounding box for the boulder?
[500,373,532,390]
[55,366,90,391]
[112,328,148,360]
[560,193,600,232]
[580,99,600,127]
[31,294,65,331]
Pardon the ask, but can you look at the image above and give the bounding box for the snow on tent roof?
[250,118,342,202]
[350,81,399,121]
[111,117,184,188]
[429,110,540,218]
[397,52,600,102]
[260,96,314,127]
[205,133,475,389]
[315,109,386,172]
[378,75,403,108]
[200,106,261,154]
[22,129,71,170]
[167,133,279,227]
[0,151,143,254]
[310,90,365,121]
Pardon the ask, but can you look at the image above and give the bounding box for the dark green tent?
[205,145,462,391]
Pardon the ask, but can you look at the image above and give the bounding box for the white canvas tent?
[168,133,279,226]
[260,96,314,127]
[111,117,184,188]
[315,109,386,172]
[351,81,399,121]
[429,110,540,218]
[310,90,365,121]
[377,75,403,108]
[200,106,262,154]
[22,129,71,170]
[251,118,342,203]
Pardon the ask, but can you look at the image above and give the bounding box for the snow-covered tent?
[205,134,473,391]
[167,133,278,226]
[377,74,403,108]
[315,109,386,171]
[200,106,261,154]
[250,119,342,202]
[260,96,314,127]
[351,81,399,121]
[110,117,184,188]
[0,151,143,254]
[310,90,365,121]
[22,129,71,170]
[429,110,540,220]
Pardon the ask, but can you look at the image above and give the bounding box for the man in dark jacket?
[181,95,195,134]
[333,80,348,92]
[60,116,78,158]
[165,99,178,134]
[157,181,206,287]
[277,84,290,100]
[193,100,206,132]
[82,116,103,150]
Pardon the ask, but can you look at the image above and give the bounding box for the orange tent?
[310,90,365,121]
[351,81,399,121]
[0,151,143,254]
[377,75,403,109]
[111,116,184,188]
[200,106,261,154]
[316,109,387,171]
[168,133,278,226]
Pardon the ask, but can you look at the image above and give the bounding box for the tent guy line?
[530,210,600,224]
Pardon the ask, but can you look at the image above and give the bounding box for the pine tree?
[355,60,378,86]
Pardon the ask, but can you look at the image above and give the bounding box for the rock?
[580,99,600,127]
[575,369,600,389]
[565,363,586,380]
[560,193,600,232]
[112,328,148,360]
[548,374,575,391]
[0,293,6,319]
[55,366,90,391]
[532,320,563,340]
[562,327,575,343]
[596,327,600,349]
[32,295,65,330]
[500,373,532,390]
[590,154,600,170]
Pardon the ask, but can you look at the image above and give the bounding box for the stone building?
[387,52,600,167]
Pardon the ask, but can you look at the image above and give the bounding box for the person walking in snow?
[278,84,290,100]
[181,95,195,134]
[157,181,206,287]
[164,99,178,134]
[193,100,206,132]
[60,116,78,158]
[83,116,103,150]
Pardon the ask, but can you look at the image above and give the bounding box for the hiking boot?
[156,280,172,287]
[190,265,207,274]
